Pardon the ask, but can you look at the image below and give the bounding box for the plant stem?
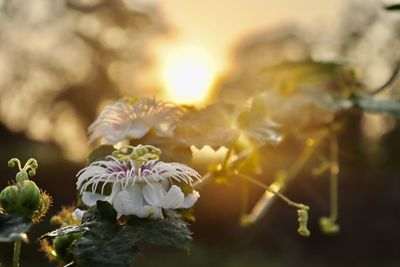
[13,240,21,267]
[194,144,265,189]
[329,132,339,222]
[221,147,233,170]
[237,173,309,210]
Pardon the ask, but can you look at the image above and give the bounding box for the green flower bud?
[54,233,80,263]
[0,185,19,212]
[0,180,42,218]
[297,209,311,237]
[19,180,42,216]
[319,217,340,235]
[16,171,29,183]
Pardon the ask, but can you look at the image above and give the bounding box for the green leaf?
[385,4,400,11]
[71,204,191,266]
[263,59,344,85]
[237,95,282,144]
[87,145,115,164]
[39,223,91,240]
[0,213,31,242]
[127,217,192,251]
[73,221,139,267]
[174,103,240,149]
[82,200,117,223]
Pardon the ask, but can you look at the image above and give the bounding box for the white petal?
[113,190,135,217]
[181,191,200,209]
[159,185,184,209]
[136,205,163,219]
[149,206,164,219]
[126,120,150,139]
[81,192,106,207]
[105,183,122,204]
[129,184,144,208]
[72,208,86,221]
[142,183,166,206]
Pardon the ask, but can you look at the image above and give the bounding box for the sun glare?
[161,48,215,105]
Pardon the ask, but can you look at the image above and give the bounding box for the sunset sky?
[132,0,347,103]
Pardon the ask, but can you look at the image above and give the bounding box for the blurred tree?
[0,0,167,161]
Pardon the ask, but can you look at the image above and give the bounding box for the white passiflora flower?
[88,97,184,144]
[76,155,201,219]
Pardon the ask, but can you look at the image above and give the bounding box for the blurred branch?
[194,143,266,189]
[240,129,329,225]
[329,131,339,222]
[385,4,400,11]
[236,173,309,210]
[370,61,400,95]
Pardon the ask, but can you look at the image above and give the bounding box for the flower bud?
[16,171,29,183]
[319,217,340,235]
[297,209,310,237]
[0,180,42,218]
[19,180,42,215]
[0,185,19,213]
[54,233,80,263]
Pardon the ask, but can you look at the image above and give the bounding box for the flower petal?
[81,191,107,206]
[159,185,184,209]
[181,190,200,209]
[113,190,135,217]
[142,183,166,206]
[72,208,86,221]
[126,120,150,139]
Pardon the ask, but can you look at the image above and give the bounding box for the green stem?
[221,147,233,170]
[329,132,339,222]
[13,240,21,267]
[237,173,309,210]
[194,144,265,189]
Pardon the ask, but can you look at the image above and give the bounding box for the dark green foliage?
[53,232,82,263]
[126,216,192,251]
[39,223,90,239]
[73,221,139,267]
[43,201,192,267]
[0,213,31,242]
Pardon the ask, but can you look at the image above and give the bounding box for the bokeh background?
[1,0,400,266]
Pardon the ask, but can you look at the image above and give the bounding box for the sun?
[161,47,215,105]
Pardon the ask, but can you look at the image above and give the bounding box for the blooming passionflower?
[76,145,200,219]
[88,97,183,145]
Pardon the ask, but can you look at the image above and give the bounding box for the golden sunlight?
[161,47,215,105]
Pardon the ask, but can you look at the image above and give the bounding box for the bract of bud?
[0,185,19,213]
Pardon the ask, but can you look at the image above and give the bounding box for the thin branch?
[194,143,266,189]
[370,61,400,95]
[237,173,309,210]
